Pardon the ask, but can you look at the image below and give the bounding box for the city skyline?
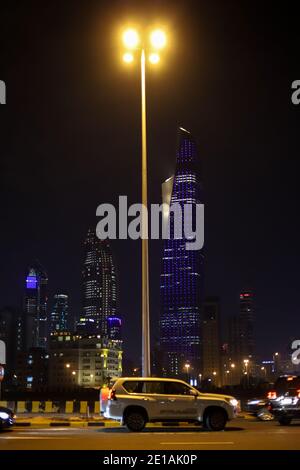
[0,1,299,364]
[1,0,300,456]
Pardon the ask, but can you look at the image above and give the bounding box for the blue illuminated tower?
[160,128,204,381]
[24,263,48,349]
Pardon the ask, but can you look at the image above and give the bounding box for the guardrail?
[0,400,100,414]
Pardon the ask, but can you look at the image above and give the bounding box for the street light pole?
[141,48,151,377]
[122,29,166,377]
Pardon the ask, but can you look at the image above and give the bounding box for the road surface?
[1,418,300,450]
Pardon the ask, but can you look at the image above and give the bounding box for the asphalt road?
[1,419,300,450]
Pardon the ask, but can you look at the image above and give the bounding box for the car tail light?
[267,391,277,399]
[108,389,117,400]
[297,390,300,398]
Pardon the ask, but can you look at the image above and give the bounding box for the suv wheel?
[125,411,146,432]
[204,409,227,431]
[278,417,292,426]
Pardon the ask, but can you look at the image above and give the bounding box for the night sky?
[0,0,299,365]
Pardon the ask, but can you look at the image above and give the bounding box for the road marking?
[160,441,234,445]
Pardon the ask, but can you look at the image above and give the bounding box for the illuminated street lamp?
[243,359,249,372]
[184,363,190,382]
[123,29,139,49]
[123,52,134,63]
[150,29,167,49]
[65,363,70,368]
[243,359,250,386]
[121,27,167,377]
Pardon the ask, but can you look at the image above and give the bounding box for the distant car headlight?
[229,398,238,407]
[0,412,9,420]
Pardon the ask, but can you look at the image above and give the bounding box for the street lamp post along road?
[122,28,166,377]
[140,47,150,378]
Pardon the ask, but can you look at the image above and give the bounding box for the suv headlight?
[0,412,9,420]
[229,398,238,407]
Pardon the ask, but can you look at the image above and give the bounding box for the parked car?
[0,407,15,430]
[102,377,239,432]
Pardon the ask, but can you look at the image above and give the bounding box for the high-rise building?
[82,229,117,335]
[24,263,48,349]
[202,297,221,386]
[239,290,255,358]
[50,294,69,333]
[228,290,255,377]
[0,306,23,383]
[160,128,204,381]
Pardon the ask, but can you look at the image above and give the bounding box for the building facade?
[50,294,69,333]
[202,297,221,386]
[48,332,122,390]
[82,229,117,336]
[0,306,23,384]
[239,290,255,359]
[160,128,204,381]
[15,347,49,392]
[228,290,255,380]
[24,263,48,349]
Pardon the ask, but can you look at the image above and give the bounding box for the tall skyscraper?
[24,263,48,349]
[202,297,221,386]
[228,289,255,375]
[50,294,69,333]
[82,229,117,335]
[239,290,255,359]
[160,128,204,380]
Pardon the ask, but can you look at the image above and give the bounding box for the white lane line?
[160,441,234,445]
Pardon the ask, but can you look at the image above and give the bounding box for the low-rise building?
[48,332,122,391]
